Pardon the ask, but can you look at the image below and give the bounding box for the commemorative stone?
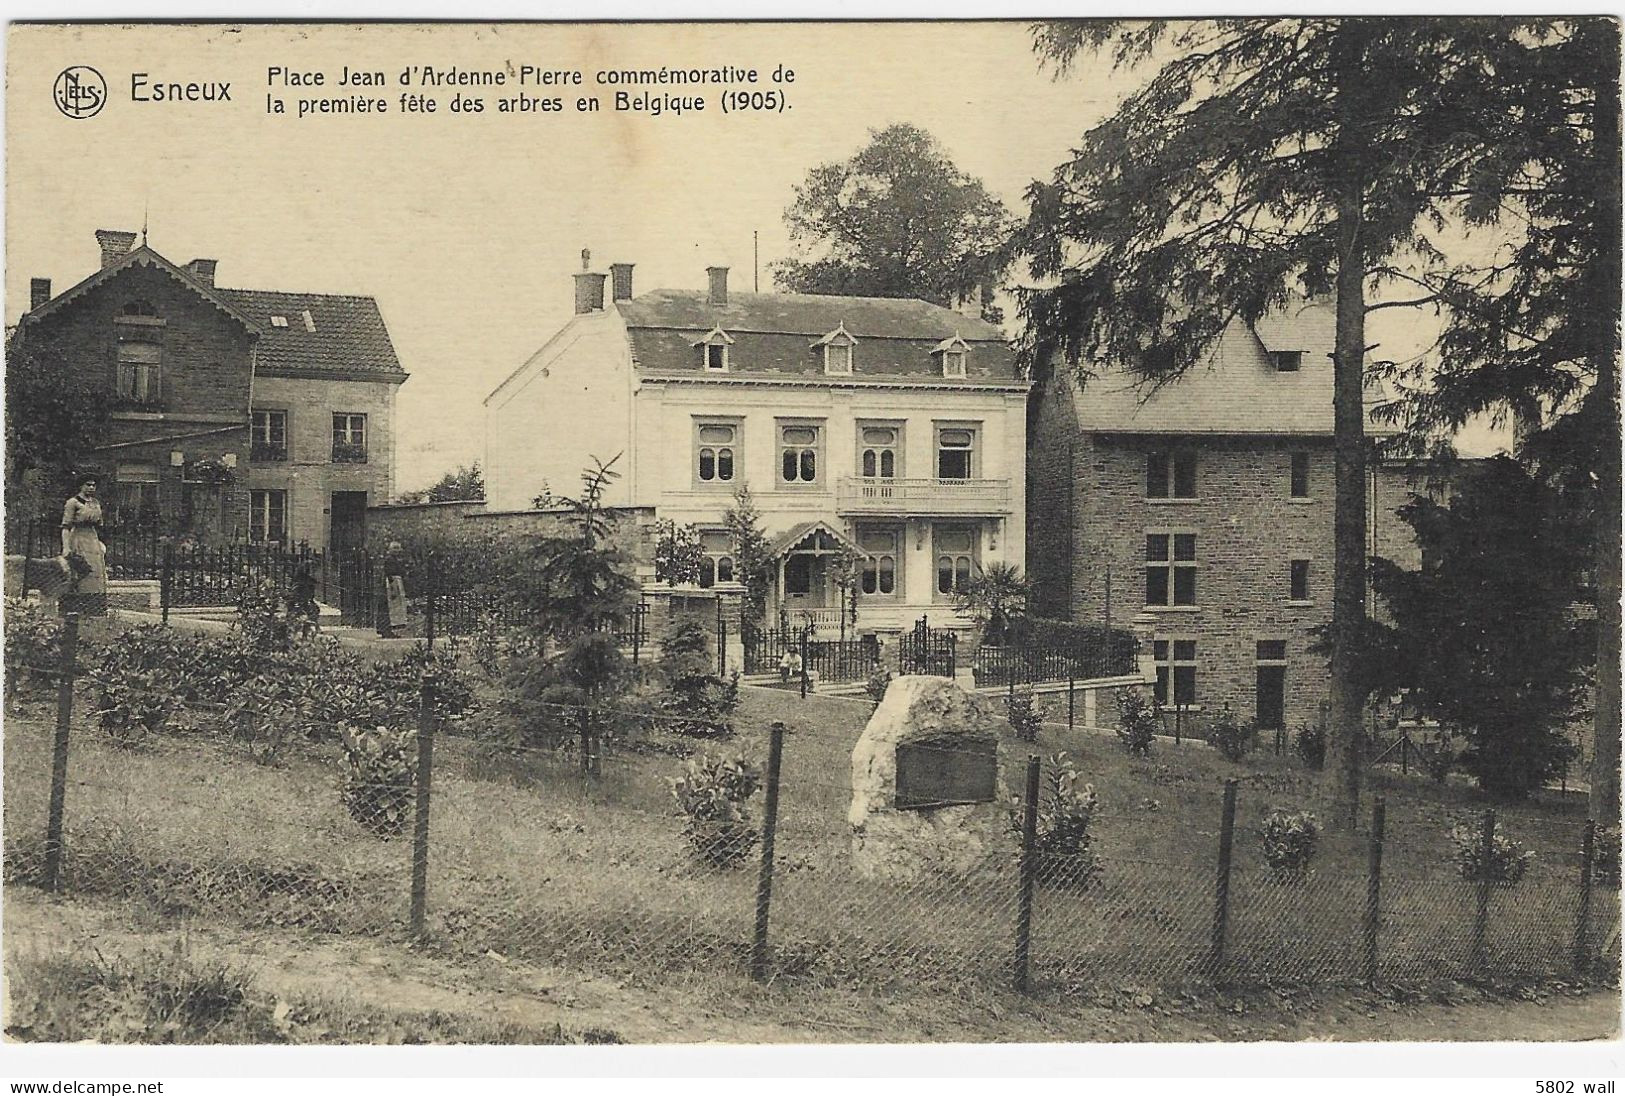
[848,675,1014,882]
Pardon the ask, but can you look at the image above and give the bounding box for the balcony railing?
[836,476,1013,516]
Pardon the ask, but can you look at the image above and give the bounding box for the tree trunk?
[1590,28,1622,826]
[1325,27,1372,832]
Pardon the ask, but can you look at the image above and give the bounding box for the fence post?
[1364,796,1386,984]
[1067,666,1076,730]
[160,545,174,626]
[798,627,809,700]
[409,674,437,938]
[632,600,643,667]
[1014,754,1041,994]
[1472,808,1495,968]
[717,600,727,677]
[1209,778,1239,980]
[751,721,787,981]
[1400,735,1409,775]
[42,613,82,893]
[424,553,438,651]
[1574,818,1596,974]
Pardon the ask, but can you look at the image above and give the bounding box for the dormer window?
[933,335,972,378]
[812,324,858,375]
[270,315,289,328]
[693,325,734,372]
[1270,350,1303,372]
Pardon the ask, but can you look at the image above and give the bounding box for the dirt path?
[4,891,1616,1044]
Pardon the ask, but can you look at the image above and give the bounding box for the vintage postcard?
[2,15,1620,1070]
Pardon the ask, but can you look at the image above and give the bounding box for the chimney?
[573,271,607,315]
[187,259,218,288]
[706,266,729,308]
[610,262,634,303]
[95,229,138,270]
[29,278,51,311]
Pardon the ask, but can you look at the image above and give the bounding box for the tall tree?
[775,123,1015,317]
[1019,18,1547,827]
[1370,21,1621,820]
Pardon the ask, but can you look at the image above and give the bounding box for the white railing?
[835,476,1013,515]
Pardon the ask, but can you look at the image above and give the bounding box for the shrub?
[234,579,314,653]
[1007,687,1042,742]
[865,664,893,708]
[1259,808,1320,883]
[1293,723,1325,770]
[656,618,738,738]
[670,752,760,868]
[3,597,62,695]
[1419,733,1455,784]
[1114,689,1158,756]
[338,724,417,837]
[1018,752,1100,890]
[88,664,176,748]
[1206,704,1254,762]
[1593,827,1622,887]
[1450,818,1534,886]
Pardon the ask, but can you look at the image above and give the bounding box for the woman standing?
[61,474,107,616]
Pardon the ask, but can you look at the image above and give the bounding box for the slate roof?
[218,289,407,383]
[1071,298,1394,436]
[23,246,257,332]
[616,289,1020,386]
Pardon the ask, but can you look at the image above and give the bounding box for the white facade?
[485,288,1029,635]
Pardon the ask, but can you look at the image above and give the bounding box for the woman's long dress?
[61,495,107,616]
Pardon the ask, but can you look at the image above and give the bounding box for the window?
[112,463,160,528]
[696,326,733,371]
[825,342,853,375]
[942,348,967,378]
[779,423,821,485]
[860,425,900,479]
[332,413,367,462]
[249,489,288,544]
[1256,641,1286,729]
[1257,639,1288,662]
[121,300,157,317]
[270,315,289,328]
[697,530,734,589]
[695,422,737,484]
[1146,532,1197,606]
[1147,451,1197,498]
[251,410,288,461]
[858,527,900,596]
[1271,350,1303,372]
[1290,559,1311,601]
[1154,638,1197,706]
[934,525,976,596]
[937,427,975,480]
[1290,452,1311,498]
[115,341,162,404]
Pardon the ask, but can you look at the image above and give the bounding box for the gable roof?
[1069,299,1394,436]
[218,289,407,383]
[23,245,258,332]
[616,288,1021,386]
[767,519,864,559]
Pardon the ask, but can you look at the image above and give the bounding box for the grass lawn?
[3,632,1616,1005]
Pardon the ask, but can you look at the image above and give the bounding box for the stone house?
[14,229,407,552]
[484,258,1029,637]
[1027,297,1423,731]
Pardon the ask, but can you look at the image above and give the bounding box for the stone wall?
[365,501,656,562]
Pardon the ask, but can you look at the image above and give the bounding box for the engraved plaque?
[894,734,998,810]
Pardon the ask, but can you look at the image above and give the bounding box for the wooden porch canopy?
[767,519,864,559]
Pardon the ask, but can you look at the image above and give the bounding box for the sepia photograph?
[0,12,1620,1074]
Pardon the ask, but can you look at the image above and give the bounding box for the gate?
[897,616,957,677]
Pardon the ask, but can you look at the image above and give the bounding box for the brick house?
[14,229,407,552]
[484,258,1028,636]
[1027,297,1421,731]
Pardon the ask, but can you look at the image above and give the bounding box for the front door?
[330,491,367,556]
[783,552,828,610]
[1256,665,1286,730]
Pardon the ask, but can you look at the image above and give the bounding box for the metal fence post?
[1364,796,1386,984]
[1209,778,1239,979]
[424,552,438,651]
[1067,667,1076,730]
[1472,808,1496,968]
[798,627,809,699]
[160,545,174,626]
[409,674,437,938]
[1575,818,1596,974]
[751,721,786,981]
[1014,754,1041,994]
[43,613,81,893]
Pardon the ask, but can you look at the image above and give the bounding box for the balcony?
[835,476,1013,517]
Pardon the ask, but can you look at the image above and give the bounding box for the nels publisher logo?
[54,66,107,119]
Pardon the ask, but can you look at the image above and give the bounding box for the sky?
[6,21,1503,493]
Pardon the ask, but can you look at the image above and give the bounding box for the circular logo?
[53,66,107,119]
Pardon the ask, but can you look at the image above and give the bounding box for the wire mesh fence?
[5,623,1618,1003]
